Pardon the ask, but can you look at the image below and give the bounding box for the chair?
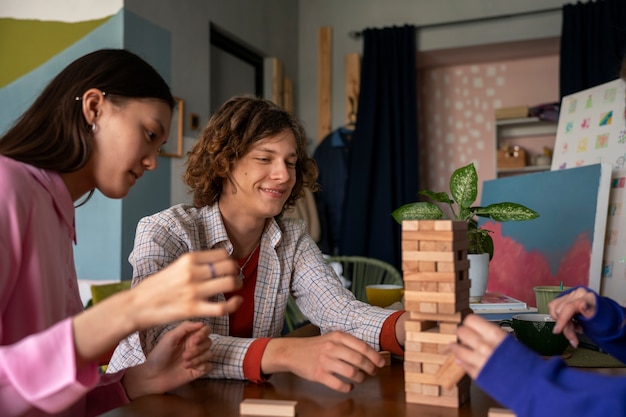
[326,256,403,303]
[88,280,132,368]
[90,280,132,304]
[283,256,403,333]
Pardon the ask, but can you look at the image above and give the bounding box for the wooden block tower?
[401,220,472,408]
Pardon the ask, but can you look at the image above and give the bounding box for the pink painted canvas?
[480,164,611,306]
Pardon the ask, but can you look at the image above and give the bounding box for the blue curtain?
[339,25,418,269]
[560,0,626,98]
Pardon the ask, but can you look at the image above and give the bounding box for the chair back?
[283,256,402,334]
[326,256,402,303]
[90,281,132,304]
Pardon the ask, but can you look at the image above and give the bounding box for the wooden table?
[102,358,503,417]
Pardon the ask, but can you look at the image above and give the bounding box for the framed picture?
[159,96,183,158]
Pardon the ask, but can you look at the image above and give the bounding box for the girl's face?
[90,98,171,199]
[222,130,297,220]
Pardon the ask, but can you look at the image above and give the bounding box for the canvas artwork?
[551,78,626,304]
[480,164,611,306]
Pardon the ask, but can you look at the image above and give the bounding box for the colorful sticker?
[599,111,613,126]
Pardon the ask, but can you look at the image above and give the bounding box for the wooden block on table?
[240,399,297,416]
[379,350,391,366]
[488,408,516,417]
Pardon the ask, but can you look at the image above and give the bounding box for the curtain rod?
[348,7,562,39]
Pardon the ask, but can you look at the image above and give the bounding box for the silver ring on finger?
[208,262,217,278]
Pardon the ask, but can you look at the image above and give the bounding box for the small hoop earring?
[91,123,97,133]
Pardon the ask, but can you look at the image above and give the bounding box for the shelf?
[494,116,557,178]
[496,117,558,138]
[497,165,551,175]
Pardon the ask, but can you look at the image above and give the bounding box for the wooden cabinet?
[495,117,558,177]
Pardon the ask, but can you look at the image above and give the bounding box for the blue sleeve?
[477,335,626,417]
[559,286,626,363]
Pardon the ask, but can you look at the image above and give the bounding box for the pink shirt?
[0,155,128,416]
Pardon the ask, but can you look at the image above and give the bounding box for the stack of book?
[470,292,537,321]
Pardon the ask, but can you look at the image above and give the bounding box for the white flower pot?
[468,253,490,303]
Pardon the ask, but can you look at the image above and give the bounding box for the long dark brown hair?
[0,49,175,173]
[184,95,318,212]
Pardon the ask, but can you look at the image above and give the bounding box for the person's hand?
[549,287,597,347]
[122,321,213,399]
[130,249,243,330]
[72,249,242,366]
[262,331,385,393]
[448,314,508,379]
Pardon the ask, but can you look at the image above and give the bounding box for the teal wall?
[1,8,173,280]
[74,9,173,280]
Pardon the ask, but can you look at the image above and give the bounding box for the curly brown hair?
[184,95,319,211]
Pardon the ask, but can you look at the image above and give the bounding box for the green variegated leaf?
[449,163,477,211]
[391,202,444,224]
[476,202,540,222]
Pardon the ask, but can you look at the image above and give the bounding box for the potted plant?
[392,162,539,301]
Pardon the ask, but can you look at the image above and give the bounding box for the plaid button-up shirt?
[108,203,394,380]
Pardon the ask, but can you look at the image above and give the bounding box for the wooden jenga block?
[402,220,420,231]
[404,381,422,393]
[401,230,464,242]
[435,354,466,390]
[408,310,465,323]
[405,329,457,345]
[404,350,447,365]
[419,239,469,252]
[403,360,422,373]
[438,322,458,335]
[403,270,459,282]
[488,408,516,417]
[405,319,437,332]
[403,250,458,262]
[417,261,437,272]
[437,259,470,272]
[402,239,419,251]
[422,362,439,375]
[406,391,464,408]
[240,399,297,416]
[418,342,440,354]
[421,383,440,396]
[404,290,457,303]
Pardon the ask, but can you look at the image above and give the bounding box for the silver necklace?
[238,243,260,280]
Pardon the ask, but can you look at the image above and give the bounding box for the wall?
[296,0,569,147]
[122,0,299,206]
[419,55,560,194]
